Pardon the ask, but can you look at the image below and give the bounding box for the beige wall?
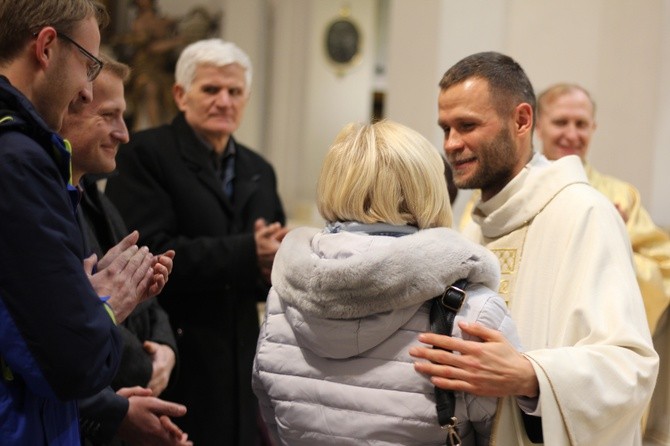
[651,1,670,229]
[259,0,377,226]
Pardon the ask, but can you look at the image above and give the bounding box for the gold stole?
[482,223,531,308]
[485,223,538,445]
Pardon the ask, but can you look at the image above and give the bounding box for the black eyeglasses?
[57,33,104,82]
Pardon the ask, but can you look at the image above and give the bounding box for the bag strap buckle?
[438,280,467,313]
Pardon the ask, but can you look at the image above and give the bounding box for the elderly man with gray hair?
[106,38,286,446]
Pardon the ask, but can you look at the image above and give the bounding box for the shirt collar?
[209,137,236,169]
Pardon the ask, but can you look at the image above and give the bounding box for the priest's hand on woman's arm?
[409,321,539,398]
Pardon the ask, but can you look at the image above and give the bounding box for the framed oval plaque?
[324,8,362,76]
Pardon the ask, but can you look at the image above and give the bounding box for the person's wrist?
[100,296,117,325]
[518,354,539,398]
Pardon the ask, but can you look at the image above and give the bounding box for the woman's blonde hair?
[317,120,452,229]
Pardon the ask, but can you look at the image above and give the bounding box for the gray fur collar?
[271,226,500,319]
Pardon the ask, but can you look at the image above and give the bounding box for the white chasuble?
[463,154,658,446]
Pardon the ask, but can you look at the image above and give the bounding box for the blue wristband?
[99,296,116,325]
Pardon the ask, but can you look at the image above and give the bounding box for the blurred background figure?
[113,0,182,130]
[536,82,670,331]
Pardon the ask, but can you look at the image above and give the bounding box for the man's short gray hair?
[174,38,252,95]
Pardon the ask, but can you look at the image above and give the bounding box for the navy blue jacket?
[0,77,122,445]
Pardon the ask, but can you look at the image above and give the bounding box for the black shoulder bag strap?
[429,278,468,446]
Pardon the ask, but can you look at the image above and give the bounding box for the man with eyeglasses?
[57,32,105,83]
[0,1,170,444]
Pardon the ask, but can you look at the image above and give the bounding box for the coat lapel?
[232,146,260,214]
[173,115,234,215]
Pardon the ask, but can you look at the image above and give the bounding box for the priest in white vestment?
[410,52,658,446]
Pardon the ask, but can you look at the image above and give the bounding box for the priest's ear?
[513,102,533,137]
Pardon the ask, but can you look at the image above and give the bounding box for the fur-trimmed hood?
[271,226,501,319]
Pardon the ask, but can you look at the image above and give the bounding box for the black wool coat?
[105,113,285,446]
[77,176,178,445]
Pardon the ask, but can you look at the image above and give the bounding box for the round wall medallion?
[324,8,362,76]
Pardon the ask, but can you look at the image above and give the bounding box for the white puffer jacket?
[253,226,522,446]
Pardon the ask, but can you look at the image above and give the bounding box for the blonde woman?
[253,120,521,445]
